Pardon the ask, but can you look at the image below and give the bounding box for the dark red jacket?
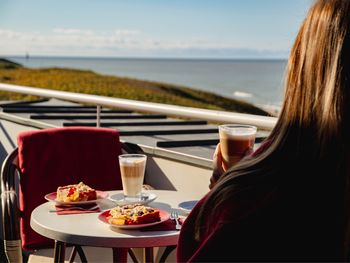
[177,141,344,262]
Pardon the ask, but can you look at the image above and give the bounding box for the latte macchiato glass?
[119,154,147,200]
[218,124,257,168]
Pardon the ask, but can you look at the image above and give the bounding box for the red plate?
[45,191,108,205]
[99,209,170,229]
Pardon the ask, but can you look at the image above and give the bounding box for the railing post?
[96,105,101,128]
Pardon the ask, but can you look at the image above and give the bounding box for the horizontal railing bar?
[0,83,277,130]
[30,114,167,120]
[156,136,267,148]
[63,120,208,127]
[119,128,218,136]
[157,139,219,148]
[0,98,49,106]
[2,108,130,114]
[2,105,98,109]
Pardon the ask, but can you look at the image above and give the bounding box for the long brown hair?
[195,0,350,258]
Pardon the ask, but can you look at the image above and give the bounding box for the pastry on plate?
[107,204,160,225]
[56,182,97,202]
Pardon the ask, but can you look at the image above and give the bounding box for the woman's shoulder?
[218,178,279,219]
[252,139,273,157]
[191,175,279,229]
[178,179,281,262]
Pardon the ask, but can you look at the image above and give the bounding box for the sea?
[8,56,287,110]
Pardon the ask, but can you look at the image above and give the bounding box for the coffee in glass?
[218,124,257,168]
[118,154,147,201]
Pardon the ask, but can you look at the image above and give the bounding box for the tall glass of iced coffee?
[218,124,257,168]
[118,154,147,201]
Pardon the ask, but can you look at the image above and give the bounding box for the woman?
[177,0,350,261]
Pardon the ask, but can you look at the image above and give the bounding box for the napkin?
[141,218,184,231]
[55,204,101,215]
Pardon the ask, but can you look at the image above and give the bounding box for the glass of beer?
[118,154,147,201]
[218,124,257,168]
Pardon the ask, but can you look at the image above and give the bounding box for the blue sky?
[0,0,313,58]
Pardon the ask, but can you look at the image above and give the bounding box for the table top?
[30,190,204,248]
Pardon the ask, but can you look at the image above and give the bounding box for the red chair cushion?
[17,127,123,250]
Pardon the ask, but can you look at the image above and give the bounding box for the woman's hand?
[209,143,254,189]
[209,143,226,189]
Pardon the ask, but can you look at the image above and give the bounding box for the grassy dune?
[0,58,22,69]
[0,59,269,116]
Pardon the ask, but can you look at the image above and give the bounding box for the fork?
[170,210,181,230]
[49,204,99,212]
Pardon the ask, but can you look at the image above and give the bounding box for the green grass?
[0,61,269,116]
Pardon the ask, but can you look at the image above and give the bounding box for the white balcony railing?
[0,83,277,130]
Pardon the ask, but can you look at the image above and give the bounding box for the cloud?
[52,28,94,35]
[0,28,287,58]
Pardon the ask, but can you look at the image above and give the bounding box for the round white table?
[30,190,203,262]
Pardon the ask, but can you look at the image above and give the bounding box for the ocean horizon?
[7,56,287,109]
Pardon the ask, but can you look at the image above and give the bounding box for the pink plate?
[45,191,108,205]
[99,209,170,229]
